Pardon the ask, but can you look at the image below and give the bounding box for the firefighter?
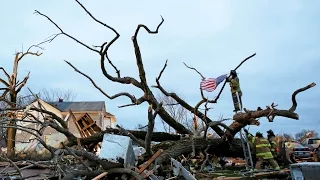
[226,70,243,112]
[253,132,280,170]
[252,132,280,170]
[267,129,278,159]
[244,129,256,166]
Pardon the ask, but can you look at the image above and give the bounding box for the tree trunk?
[155,138,244,164]
[67,128,182,147]
[6,93,17,158]
[6,121,16,157]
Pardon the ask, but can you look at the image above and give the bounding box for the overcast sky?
[1,0,319,136]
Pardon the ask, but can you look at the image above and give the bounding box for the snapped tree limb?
[289,82,316,112]
[0,40,49,157]
[224,82,316,139]
[116,124,145,147]
[145,102,163,156]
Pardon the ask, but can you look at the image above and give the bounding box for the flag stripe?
[200,74,227,92]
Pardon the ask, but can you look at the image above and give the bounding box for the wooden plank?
[138,149,163,174]
[130,149,163,180]
[69,110,84,138]
[92,172,108,180]
[84,113,101,132]
[79,117,94,137]
[71,112,102,152]
[252,169,290,178]
[80,122,96,132]
[73,113,87,123]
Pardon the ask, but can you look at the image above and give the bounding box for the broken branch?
[183,62,206,80]
[289,82,316,112]
[132,15,164,90]
[34,10,99,53]
[145,102,163,156]
[0,155,22,176]
[224,82,316,139]
[116,124,145,147]
[65,60,144,106]
[0,67,10,82]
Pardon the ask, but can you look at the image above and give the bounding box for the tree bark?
[66,128,181,147]
[6,93,17,158]
[1,49,42,157]
[155,138,244,164]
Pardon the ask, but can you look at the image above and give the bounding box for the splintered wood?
[92,172,108,180]
[69,110,101,152]
[130,149,163,180]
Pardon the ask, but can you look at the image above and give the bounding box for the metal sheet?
[290,162,320,180]
[171,158,197,180]
[133,146,146,159]
[99,134,135,168]
[149,174,160,180]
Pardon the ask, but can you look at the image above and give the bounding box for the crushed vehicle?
[276,140,314,163]
[284,141,314,162]
[276,135,318,164]
[300,138,320,162]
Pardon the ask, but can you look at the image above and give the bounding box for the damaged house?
[14,98,117,151]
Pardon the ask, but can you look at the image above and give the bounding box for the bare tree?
[38,88,77,102]
[0,42,48,157]
[282,133,294,141]
[156,93,194,133]
[295,129,319,140]
[17,88,77,105]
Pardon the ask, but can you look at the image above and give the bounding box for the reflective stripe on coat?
[254,137,273,159]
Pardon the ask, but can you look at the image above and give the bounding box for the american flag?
[200,74,228,92]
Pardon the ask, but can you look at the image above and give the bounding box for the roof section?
[105,112,115,116]
[47,101,105,112]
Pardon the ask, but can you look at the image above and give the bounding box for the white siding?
[103,117,113,129]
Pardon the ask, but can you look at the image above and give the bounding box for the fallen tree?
[40,0,315,165]
[0,0,317,179]
[36,0,316,155]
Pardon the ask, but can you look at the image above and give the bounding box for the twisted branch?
[289,82,316,112]
[65,60,145,106]
[183,62,205,80]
